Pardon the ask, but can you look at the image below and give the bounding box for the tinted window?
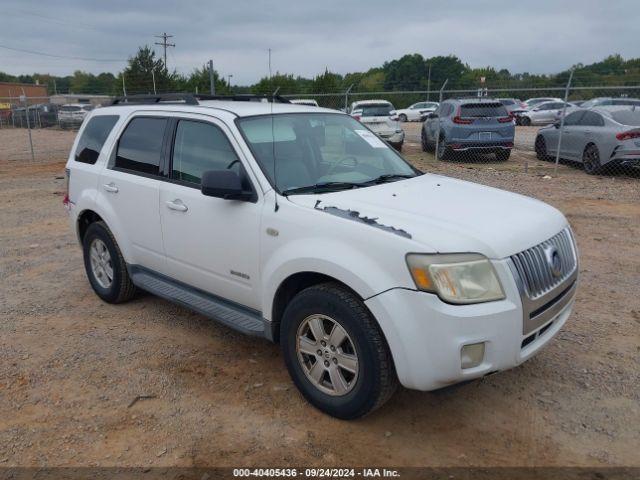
[460,103,508,117]
[61,106,81,112]
[612,99,640,106]
[172,120,239,184]
[500,99,515,105]
[75,115,119,164]
[563,111,585,126]
[115,117,167,175]
[443,104,454,116]
[361,104,393,116]
[580,111,604,127]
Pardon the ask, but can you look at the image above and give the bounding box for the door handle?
[103,183,118,193]
[166,199,188,212]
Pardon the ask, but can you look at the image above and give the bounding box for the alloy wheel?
[296,314,359,396]
[89,238,113,289]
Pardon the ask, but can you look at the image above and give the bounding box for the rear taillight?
[616,129,640,141]
[453,116,473,124]
[63,168,70,208]
[497,116,513,123]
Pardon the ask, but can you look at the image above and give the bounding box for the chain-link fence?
[2,79,639,180]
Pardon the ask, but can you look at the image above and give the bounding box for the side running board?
[128,265,274,341]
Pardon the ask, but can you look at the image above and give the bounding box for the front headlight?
[406,253,505,304]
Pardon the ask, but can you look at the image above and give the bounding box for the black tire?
[280,283,398,419]
[437,137,452,161]
[82,221,137,304]
[583,144,602,175]
[393,143,403,152]
[535,135,551,161]
[496,149,511,161]
[399,114,407,122]
[521,116,531,127]
[420,128,433,152]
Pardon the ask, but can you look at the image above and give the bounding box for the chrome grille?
[510,228,576,299]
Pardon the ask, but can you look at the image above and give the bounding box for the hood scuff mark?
[315,202,412,239]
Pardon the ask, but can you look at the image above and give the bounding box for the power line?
[0,44,124,62]
[154,33,175,70]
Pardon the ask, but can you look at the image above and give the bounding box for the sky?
[0,0,638,85]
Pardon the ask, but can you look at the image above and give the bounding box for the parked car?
[518,101,575,126]
[535,106,640,174]
[523,97,563,109]
[58,104,95,129]
[290,99,319,107]
[580,97,640,108]
[350,100,404,150]
[393,101,439,122]
[64,93,578,419]
[421,98,515,160]
[498,98,527,116]
[11,103,58,128]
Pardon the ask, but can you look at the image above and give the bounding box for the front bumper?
[364,258,576,391]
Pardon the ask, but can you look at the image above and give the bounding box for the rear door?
[98,114,170,274]
[550,110,584,157]
[158,115,262,309]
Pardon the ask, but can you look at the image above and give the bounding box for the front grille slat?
[510,228,577,300]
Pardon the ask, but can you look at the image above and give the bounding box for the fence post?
[152,69,157,94]
[434,79,449,159]
[344,84,353,112]
[209,60,215,95]
[20,90,35,162]
[554,69,574,175]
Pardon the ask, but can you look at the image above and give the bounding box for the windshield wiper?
[281,181,366,196]
[365,173,418,184]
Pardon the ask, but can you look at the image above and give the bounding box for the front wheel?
[496,149,511,161]
[535,135,551,161]
[280,283,397,419]
[398,114,407,122]
[520,116,531,127]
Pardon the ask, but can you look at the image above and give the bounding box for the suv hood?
[289,174,567,259]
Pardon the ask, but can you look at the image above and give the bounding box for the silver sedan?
[534,106,640,174]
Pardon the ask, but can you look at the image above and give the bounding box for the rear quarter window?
[74,115,120,165]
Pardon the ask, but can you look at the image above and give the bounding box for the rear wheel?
[521,116,531,127]
[421,130,432,152]
[437,137,452,161]
[583,144,602,175]
[535,135,551,161]
[399,114,407,122]
[280,283,397,419]
[82,221,137,304]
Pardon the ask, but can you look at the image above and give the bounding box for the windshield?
[237,113,417,194]
[361,104,393,117]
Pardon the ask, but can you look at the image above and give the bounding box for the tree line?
[1,47,639,97]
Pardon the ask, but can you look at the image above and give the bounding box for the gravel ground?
[0,131,639,468]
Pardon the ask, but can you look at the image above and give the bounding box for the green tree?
[121,46,177,94]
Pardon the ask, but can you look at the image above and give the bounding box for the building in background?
[49,94,112,107]
[0,82,48,104]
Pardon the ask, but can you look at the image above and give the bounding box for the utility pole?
[227,74,233,89]
[154,32,175,70]
[208,60,215,95]
[426,64,432,101]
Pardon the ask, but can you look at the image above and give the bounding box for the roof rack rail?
[110,93,291,106]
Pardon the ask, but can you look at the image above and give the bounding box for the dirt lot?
[0,130,639,469]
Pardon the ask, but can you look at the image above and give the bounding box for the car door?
[409,103,425,121]
[551,110,584,158]
[159,115,262,310]
[98,115,170,274]
[571,111,604,161]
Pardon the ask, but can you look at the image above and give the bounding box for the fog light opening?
[461,342,485,369]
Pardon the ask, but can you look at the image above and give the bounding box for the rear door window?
[75,115,120,164]
[115,117,168,175]
[580,111,604,127]
[563,111,585,126]
[171,120,240,185]
[460,103,508,117]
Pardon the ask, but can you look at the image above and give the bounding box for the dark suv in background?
[421,99,515,161]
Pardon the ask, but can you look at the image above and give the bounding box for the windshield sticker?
[355,129,388,148]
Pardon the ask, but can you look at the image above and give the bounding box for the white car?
[64,93,578,419]
[519,101,574,126]
[58,103,95,129]
[290,99,319,107]
[350,100,404,150]
[393,101,439,122]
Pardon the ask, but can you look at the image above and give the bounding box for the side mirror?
[201,170,253,201]
[427,112,438,119]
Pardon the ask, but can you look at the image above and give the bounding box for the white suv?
[64,93,578,419]
[350,100,405,150]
